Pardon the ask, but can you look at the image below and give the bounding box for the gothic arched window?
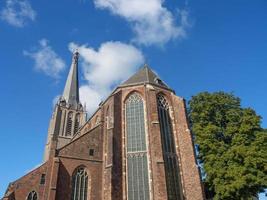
[71,167,89,200]
[27,191,38,200]
[74,113,80,134]
[106,106,111,129]
[125,93,150,200]
[66,112,73,136]
[157,94,183,200]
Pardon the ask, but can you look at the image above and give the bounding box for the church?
[3,51,204,200]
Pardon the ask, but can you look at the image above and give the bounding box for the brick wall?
[3,83,204,200]
[171,95,204,200]
[4,162,49,200]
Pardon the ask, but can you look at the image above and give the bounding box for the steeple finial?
[143,63,149,68]
[62,50,80,108]
[73,49,79,61]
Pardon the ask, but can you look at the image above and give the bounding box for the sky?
[0,0,266,198]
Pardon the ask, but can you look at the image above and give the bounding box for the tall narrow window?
[74,113,80,134]
[106,106,113,166]
[66,112,73,136]
[126,93,150,200]
[40,174,46,185]
[106,106,113,129]
[27,191,38,200]
[106,107,110,128]
[157,94,183,200]
[71,167,88,200]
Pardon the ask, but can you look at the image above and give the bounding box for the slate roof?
[62,50,80,107]
[120,64,171,89]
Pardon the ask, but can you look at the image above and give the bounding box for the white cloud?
[24,39,66,78]
[69,41,144,115]
[94,0,190,46]
[0,0,36,27]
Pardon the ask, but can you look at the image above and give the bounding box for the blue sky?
[0,0,266,198]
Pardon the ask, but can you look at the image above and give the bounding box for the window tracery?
[71,167,89,200]
[74,113,80,134]
[26,191,37,200]
[66,111,73,136]
[125,93,150,200]
[157,94,183,200]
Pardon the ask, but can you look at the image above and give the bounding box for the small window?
[27,191,38,200]
[89,149,94,156]
[40,174,46,185]
[154,77,164,85]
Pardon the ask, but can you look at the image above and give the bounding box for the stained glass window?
[126,93,150,200]
[157,94,183,200]
[27,191,37,200]
[71,167,88,200]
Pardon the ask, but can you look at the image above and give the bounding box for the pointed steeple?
[44,50,87,161]
[121,64,170,89]
[62,50,80,108]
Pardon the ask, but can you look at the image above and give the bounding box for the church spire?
[62,50,80,108]
[44,50,86,161]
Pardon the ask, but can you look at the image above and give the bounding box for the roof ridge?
[144,64,149,83]
[120,64,170,89]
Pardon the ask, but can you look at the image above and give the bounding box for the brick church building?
[3,51,204,200]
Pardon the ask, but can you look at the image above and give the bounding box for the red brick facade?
[3,82,204,200]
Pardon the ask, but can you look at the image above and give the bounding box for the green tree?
[188,92,267,200]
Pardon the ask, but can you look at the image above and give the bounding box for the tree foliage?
[188,92,267,200]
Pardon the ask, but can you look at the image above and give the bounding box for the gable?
[57,125,103,161]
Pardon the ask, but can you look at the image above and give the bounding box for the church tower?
[43,51,86,161]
